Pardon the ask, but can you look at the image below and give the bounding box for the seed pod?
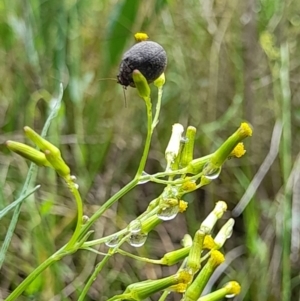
[117,41,167,88]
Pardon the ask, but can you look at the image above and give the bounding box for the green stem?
[65,180,83,249]
[78,235,129,301]
[79,178,139,241]
[117,249,162,264]
[82,205,160,248]
[79,94,154,240]
[78,255,111,301]
[5,247,69,301]
[136,95,152,177]
[81,228,129,248]
[280,42,292,301]
[158,290,170,301]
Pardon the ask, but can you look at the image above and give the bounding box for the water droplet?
[181,137,188,143]
[225,293,236,298]
[138,171,150,184]
[82,215,89,224]
[157,205,179,221]
[105,235,120,247]
[162,187,179,199]
[128,232,148,247]
[129,220,142,233]
[203,163,221,180]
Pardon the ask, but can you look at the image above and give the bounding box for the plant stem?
[280,42,292,301]
[79,93,155,239]
[78,178,139,241]
[0,85,63,269]
[78,255,111,301]
[65,179,83,249]
[5,247,69,301]
[136,95,153,177]
[152,86,163,130]
[78,236,129,301]
[117,249,162,264]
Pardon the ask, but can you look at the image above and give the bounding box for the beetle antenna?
[97,78,118,82]
[123,86,127,107]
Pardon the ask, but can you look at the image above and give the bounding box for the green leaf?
[104,0,141,69]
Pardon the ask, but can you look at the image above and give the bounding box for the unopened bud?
[214,218,235,249]
[6,141,50,167]
[132,69,150,98]
[200,201,227,234]
[165,123,184,170]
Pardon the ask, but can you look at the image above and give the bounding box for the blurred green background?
[1,0,300,300]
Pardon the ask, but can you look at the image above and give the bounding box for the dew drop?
[105,235,120,247]
[157,205,179,221]
[82,215,89,224]
[203,163,221,180]
[181,137,188,143]
[128,232,148,247]
[225,293,236,298]
[138,171,150,184]
[129,220,142,234]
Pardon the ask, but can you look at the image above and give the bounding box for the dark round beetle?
[117,40,167,88]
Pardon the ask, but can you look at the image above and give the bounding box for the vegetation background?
[1,0,300,300]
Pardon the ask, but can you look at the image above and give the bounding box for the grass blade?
[0,84,63,269]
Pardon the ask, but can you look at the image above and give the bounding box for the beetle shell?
[117,41,167,88]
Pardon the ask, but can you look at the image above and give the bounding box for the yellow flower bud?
[224,281,241,296]
[198,281,241,301]
[6,141,50,167]
[179,200,188,212]
[24,126,70,178]
[154,72,166,88]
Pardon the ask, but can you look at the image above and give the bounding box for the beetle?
[117,34,167,88]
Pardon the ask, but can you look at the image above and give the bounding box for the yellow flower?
[181,179,197,191]
[179,200,188,212]
[210,250,225,266]
[239,122,252,138]
[203,235,216,250]
[231,142,246,158]
[134,32,149,42]
[224,281,241,296]
[170,283,188,293]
